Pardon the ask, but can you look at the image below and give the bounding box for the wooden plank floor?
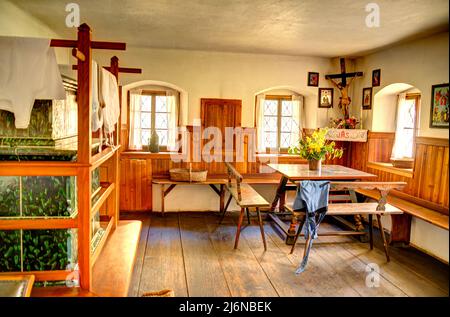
[124,212,449,297]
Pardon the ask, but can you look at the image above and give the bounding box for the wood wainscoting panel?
[367,132,395,163]
[120,158,152,211]
[410,137,449,212]
[361,136,449,214]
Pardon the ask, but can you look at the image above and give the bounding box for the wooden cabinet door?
[119,158,152,211]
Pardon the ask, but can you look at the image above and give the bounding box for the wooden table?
[152,179,227,215]
[267,164,376,244]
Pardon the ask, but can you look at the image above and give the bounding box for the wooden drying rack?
[0,23,142,291]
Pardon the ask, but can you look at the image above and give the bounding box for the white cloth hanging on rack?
[0,36,66,129]
[91,60,104,132]
[99,67,120,134]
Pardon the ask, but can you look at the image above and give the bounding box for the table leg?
[368,214,374,250]
[270,176,288,212]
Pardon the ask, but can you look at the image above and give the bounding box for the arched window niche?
[372,83,422,168]
[122,80,188,151]
[253,86,306,153]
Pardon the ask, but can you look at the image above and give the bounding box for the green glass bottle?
[149,130,160,153]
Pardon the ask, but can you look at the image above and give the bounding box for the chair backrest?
[224,162,243,201]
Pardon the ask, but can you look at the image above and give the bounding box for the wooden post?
[110,56,120,227]
[76,23,93,291]
[77,23,92,165]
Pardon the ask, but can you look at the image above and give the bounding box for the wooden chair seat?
[226,183,270,208]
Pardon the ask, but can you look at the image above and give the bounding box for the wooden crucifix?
[325,58,363,118]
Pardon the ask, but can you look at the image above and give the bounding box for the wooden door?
[200,98,242,173]
[201,98,241,137]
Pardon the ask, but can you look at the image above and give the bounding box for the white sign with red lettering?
[326,129,368,142]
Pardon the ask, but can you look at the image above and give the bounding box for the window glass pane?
[0,177,20,217]
[281,117,293,133]
[134,112,141,128]
[155,96,168,112]
[263,100,277,115]
[281,101,293,116]
[280,133,291,148]
[156,130,168,146]
[141,96,152,112]
[141,130,150,145]
[263,116,277,132]
[140,113,151,129]
[155,113,168,129]
[405,99,415,128]
[264,132,277,148]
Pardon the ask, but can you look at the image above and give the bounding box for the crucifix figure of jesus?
[325,58,363,118]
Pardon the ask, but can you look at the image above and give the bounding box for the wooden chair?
[287,181,406,261]
[223,162,270,250]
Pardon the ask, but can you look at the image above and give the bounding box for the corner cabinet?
[119,157,152,211]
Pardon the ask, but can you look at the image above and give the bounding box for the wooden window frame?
[262,95,293,153]
[132,90,169,151]
[405,93,421,158]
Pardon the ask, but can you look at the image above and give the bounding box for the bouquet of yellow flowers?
[288,128,343,161]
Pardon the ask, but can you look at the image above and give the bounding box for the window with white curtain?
[256,94,302,152]
[391,93,420,159]
[129,89,179,151]
[139,92,170,146]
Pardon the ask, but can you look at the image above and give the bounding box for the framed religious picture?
[308,72,319,87]
[372,69,381,87]
[362,87,372,110]
[430,83,449,128]
[318,88,333,108]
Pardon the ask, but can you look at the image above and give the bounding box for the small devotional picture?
[318,88,333,108]
[362,87,372,110]
[308,72,319,87]
[372,69,381,87]
[430,83,449,128]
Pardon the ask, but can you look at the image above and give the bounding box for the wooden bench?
[355,188,449,244]
[152,178,227,215]
[222,162,270,250]
[286,181,406,261]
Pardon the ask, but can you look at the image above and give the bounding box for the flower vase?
[308,159,322,171]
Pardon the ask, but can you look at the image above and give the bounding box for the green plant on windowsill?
[288,128,344,170]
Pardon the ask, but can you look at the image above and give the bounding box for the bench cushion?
[226,183,270,208]
[285,202,402,215]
